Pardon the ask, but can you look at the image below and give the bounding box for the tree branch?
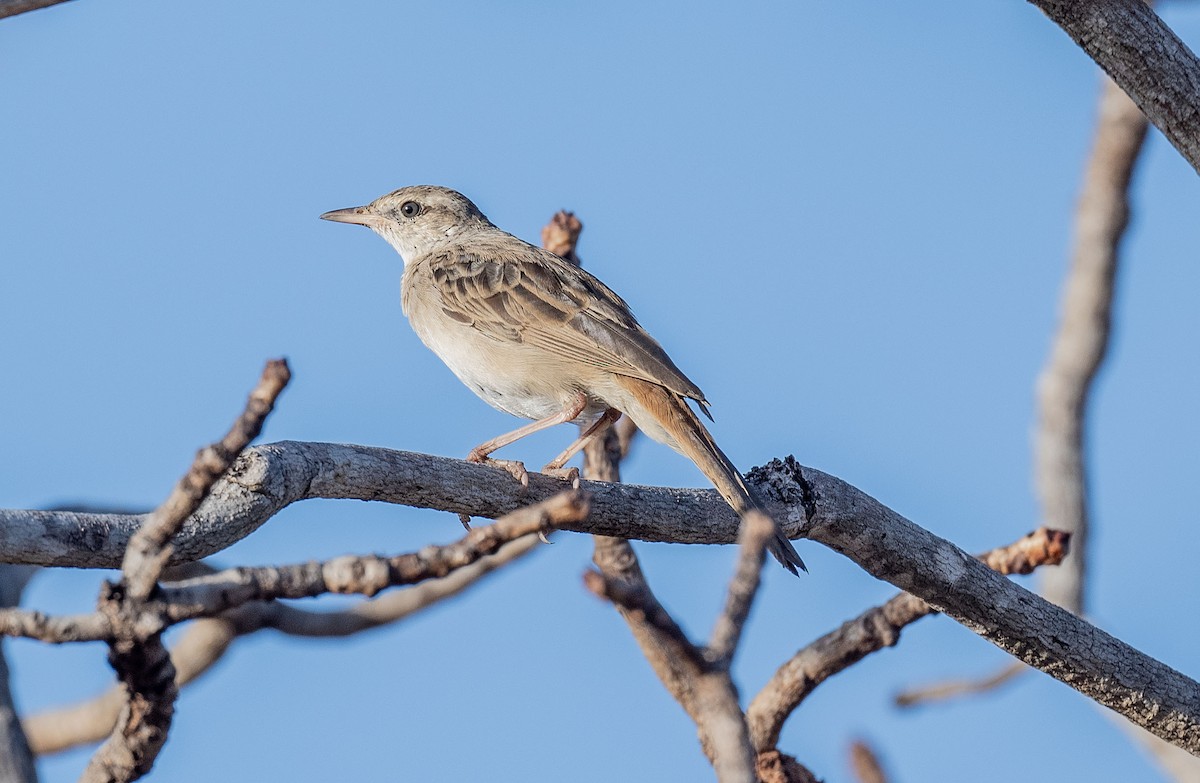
[746,527,1069,750]
[1028,0,1200,175]
[80,359,290,783]
[707,510,773,669]
[1037,73,1148,615]
[2,446,1198,754]
[22,535,540,756]
[0,565,38,783]
[157,492,583,624]
[0,0,74,20]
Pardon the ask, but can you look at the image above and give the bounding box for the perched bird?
[321,186,805,574]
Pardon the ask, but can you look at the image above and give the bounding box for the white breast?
[403,282,608,424]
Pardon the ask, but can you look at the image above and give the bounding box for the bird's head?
[320,185,491,263]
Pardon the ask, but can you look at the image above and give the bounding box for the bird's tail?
[613,376,806,575]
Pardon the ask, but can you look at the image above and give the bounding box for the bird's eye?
[399,201,422,218]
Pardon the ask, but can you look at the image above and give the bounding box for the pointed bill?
[319,206,379,226]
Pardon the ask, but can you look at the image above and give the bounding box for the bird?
[321,185,805,574]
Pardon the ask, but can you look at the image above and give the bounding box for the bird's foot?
[540,465,581,489]
[467,453,529,489]
[457,513,473,530]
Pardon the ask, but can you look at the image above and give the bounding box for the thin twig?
[80,359,291,783]
[159,492,584,622]
[893,661,1026,708]
[708,510,773,668]
[849,739,890,783]
[23,535,540,756]
[122,359,291,602]
[0,495,579,647]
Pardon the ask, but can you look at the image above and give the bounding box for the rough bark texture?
[3,442,1199,756]
[0,0,73,18]
[1028,0,1200,175]
[746,528,1069,750]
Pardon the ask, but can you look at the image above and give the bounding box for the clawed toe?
[541,466,581,488]
[468,455,530,488]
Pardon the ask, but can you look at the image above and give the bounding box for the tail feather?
[613,376,806,574]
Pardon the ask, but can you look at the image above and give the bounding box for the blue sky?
[3,0,1199,780]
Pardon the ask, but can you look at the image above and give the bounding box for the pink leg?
[466,393,589,486]
[543,408,622,472]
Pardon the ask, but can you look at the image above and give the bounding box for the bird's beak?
[319,206,379,227]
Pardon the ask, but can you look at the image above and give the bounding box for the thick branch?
[585,568,756,783]
[746,527,1069,750]
[0,0,73,19]
[1028,0,1200,174]
[2,444,1198,753]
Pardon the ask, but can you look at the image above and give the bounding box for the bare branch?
[3,448,1198,752]
[159,492,583,623]
[893,662,1026,708]
[1037,74,1148,615]
[0,0,73,20]
[0,566,38,783]
[0,496,575,647]
[707,510,773,668]
[1118,718,1200,783]
[849,739,890,783]
[23,536,540,756]
[122,358,291,602]
[584,570,707,673]
[746,527,1069,750]
[541,210,583,265]
[0,608,111,644]
[756,751,821,783]
[584,569,756,783]
[81,359,291,783]
[1028,0,1200,175]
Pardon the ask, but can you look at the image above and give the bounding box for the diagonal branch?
[1027,0,1200,175]
[0,0,73,20]
[121,359,291,602]
[552,211,799,780]
[746,527,1069,751]
[81,359,290,783]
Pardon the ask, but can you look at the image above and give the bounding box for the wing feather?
[425,244,708,405]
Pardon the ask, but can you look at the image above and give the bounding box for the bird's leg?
[541,408,622,486]
[466,393,590,488]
